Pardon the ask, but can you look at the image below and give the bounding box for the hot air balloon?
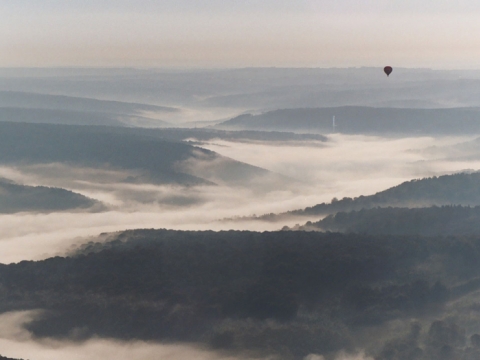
[384,66,393,77]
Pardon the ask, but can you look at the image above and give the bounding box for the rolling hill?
[0,107,171,127]
[0,90,176,115]
[1,229,479,359]
[0,91,176,127]
[6,68,480,111]
[0,122,279,187]
[0,177,102,213]
[292,205,480,236]
[251,172,480,222]
[216,106,480,135]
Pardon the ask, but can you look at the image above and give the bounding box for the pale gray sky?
[2,0,480,68]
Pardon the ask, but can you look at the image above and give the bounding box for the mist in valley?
[0,133,470,264]
[3,67,480,360]
[6,0,480,358]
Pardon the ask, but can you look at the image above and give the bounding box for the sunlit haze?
[2,0,480,68]
[3,2,480,360]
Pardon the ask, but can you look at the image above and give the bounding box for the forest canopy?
[0,229,479,359]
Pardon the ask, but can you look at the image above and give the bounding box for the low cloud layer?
[0,134,475,263]
[0,135,474,263]
[0,311,258,360]
[304,352,374,360]
[0,134,479,359]
[0,312,385,360]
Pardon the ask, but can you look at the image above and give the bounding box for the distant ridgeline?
[2,229,480,359]
[0,90,176,127]
[128,127,328,144]
[0,90,176,114]
[216,106,480,135]
[0,356,26,360]
[256,172,480,222]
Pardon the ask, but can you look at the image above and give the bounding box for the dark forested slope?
[0,90,176,127]
[217,106,480,135]
[0,90,176,114]
[295,205,480,236]
[0,107,127,126]
[1,229,480,359]
[254,172,480,222]
[0,107,172,127]
[0,177,102,213]
[0,122,273,186]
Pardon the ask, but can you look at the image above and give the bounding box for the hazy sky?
[2,0,480,68]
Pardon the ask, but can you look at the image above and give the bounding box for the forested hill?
[0,107,174,128]
[216,106,480,135]
[0,90,175,127]
[0,122,273,187]
[293,205,480,236]
[255,172,480,221]
[0,90,176,114]
[0,356,27,360]
[2,229,480,359]
[0,177,102,213]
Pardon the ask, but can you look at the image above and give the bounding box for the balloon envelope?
[384,66,393,77]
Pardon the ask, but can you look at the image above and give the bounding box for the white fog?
[0,134,473,264]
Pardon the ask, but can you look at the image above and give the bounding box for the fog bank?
[0,134,475,263]
[0,312,257,360]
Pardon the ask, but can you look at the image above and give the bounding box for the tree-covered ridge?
[216,106,480,135]
[0,90,176,127]
[1,229,480,359]
[0,177,102,213]
[252,172,480,222]
[0,90,176,115]
[0,107,131,127]
[0,122,272,186]
[0,355,27,360]
[292,205,480,236]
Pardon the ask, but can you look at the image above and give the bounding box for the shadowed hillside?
[0,229,480,359]
[0,90,176,115]
[0,177,102,213]
[0,90,175,127]
[0,107,171,127]
[292,205,480,236]
[216,106,480,135]
[0,122,278,187]
[251,172,480,222]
